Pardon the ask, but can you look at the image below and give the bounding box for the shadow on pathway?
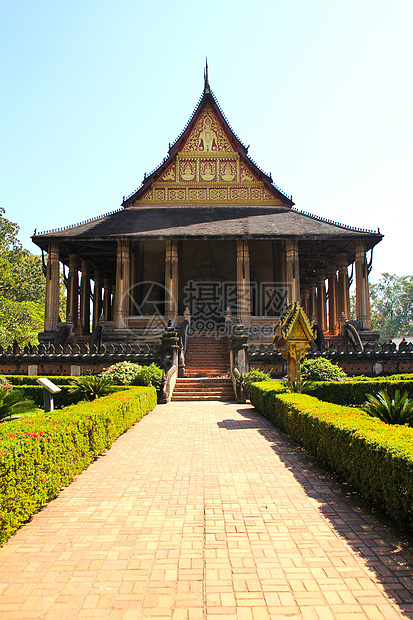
[218,405,413,618]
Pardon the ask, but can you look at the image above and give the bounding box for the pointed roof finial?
[203,57,210,93]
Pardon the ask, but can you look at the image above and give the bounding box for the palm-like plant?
[0,388,34,422]
[68,375,112,401]
[287,379,313,394]
[363,389,413,426]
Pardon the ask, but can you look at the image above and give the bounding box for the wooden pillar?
[44,241,60,332]
[165,240,178,325]
[355,243,371,330]
[316,270,327,331]
[346,268,352,322]
[114,240,131,329]
[103,278,112,321]
[308,277,317,321]
[337,253,350,321]
[66,253,79,326]
[129,242,138,314]
[301,285,309,316]
[79,260,91,335]
[236,239,251,324]
[92,270,103,328]
[285,240,300,303]
[327,266,339,334]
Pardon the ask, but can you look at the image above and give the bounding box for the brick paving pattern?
[0,401,412,619]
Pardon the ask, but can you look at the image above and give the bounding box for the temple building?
[32,68,382,351]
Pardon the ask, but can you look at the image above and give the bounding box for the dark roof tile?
[33,206,382,245]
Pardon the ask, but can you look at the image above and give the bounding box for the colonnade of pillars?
[44,239,372,334]
[279,240,371,333]
[44,242,115,334]
[300,249,371,333]
[300,261,349,334]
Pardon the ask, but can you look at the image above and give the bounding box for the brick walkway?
[0,402,412,619]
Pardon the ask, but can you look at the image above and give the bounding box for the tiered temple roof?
[33,74,382,255]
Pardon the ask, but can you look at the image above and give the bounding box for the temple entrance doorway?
[179,240,236,333]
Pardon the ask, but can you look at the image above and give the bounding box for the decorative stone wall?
[249,346,413,378]
[0,343,160,376]
[2,341,413,378]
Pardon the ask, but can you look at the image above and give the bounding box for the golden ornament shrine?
[273,302,316,391]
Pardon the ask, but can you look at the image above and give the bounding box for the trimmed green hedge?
[386,374,413,381]
[307,378,413,405]
[4,375,75,386]
[250,382,413,531]
[14,384,129,408]
[0,386,157,545]
[248,381,287,413]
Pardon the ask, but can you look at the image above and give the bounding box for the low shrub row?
[307,378,413,405]
[250,382,413,531]
[247,381,286,413]
[2,370,159,409]
[5,384,129,409]
[0,386,157,545]
[5,364,163,390]
[101,362,162,389]
[301,358,347,381]
[5,375,75,386]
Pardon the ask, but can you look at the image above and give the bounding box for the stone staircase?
[171,332,235,401]
[184,332,229,377]
[171,377,235,401]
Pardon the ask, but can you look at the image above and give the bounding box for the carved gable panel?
[182,105,234,153]
[179,160,196,182]
[290,321,308,341]
[132,102,284,207]
[160,163,176,182]
[240,161,257,182]
[200,160,217,182]
[219,160,236,182]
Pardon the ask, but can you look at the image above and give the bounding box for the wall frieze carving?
[136,185,282,205]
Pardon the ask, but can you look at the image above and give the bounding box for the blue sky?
[1,0,412,282]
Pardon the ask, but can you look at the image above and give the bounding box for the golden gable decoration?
[130,95,286,207]
[160,163,176,182]
[182,105,234,153]
[240,162,256,182]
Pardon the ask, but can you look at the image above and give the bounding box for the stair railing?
[178,308,191,377]
[229,318,249,403]
[158,322,180,403]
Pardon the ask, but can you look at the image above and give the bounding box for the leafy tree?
[4,252,45,304]
[0,299,44,348]
[0,208,46,347]
[370,273,413,339]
